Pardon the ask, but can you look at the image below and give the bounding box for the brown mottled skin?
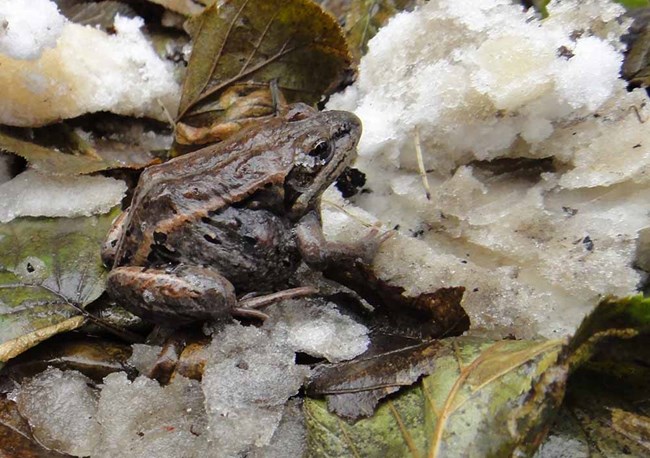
[103,104,384,325]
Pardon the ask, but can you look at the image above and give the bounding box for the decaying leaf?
[323,260,470,339]
[624,25,650,87]
[307,340,445,420]
[0,209,120,362]
[178,0,352,120]
[0,394,72,458]
[0,124,159,175]
[537,365,650,457]
[305,336,566,457]
[344,0,417,61]
[174,84,281,146]
[567,295,650,369]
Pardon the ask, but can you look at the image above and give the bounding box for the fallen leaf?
[567,295,650,369]
[536,296,650,457]
[174,84,280,147]
[178,0,352,120]
[0,209,120,362]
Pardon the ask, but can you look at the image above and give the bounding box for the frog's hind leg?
[106,264,238,325]
[234,286,318,320]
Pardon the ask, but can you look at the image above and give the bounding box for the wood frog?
[103,104,386,325]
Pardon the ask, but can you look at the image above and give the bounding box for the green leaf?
[0,209,120,362]
[615,0,650,8]
[305,336,566,457]
[178,0,352,119]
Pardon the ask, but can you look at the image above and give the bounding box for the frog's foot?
[234,286,318,320]
[106,264,237,325]
[297,211,393,268]
[355,225,395,264]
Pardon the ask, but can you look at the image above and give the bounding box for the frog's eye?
[308,140,332,162]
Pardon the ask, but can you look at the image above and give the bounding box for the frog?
[102,104,387,326]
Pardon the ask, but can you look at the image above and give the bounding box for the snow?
[326,0,650,337]
[0,1,180,126]
[0,170,126,222]
[0,0,65,60]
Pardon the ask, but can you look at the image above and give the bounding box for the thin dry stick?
[414,126,431,200]
[157,98,176,128]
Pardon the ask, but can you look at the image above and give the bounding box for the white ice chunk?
[0,11,179,126]
[128,344,162,375]
[249,398,306,458]
[0,170,126,222]
[0,0,65,60]
[325,0,649,337]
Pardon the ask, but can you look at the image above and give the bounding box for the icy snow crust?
[13,299,365,456]
[0,3,180,126]
[326,0,650,337]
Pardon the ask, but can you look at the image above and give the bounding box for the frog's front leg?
[296,210,391,270]
[106,264,239,325]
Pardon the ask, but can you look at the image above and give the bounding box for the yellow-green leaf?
[306,336,566,457]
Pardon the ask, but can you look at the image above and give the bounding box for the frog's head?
[284,107,362,220]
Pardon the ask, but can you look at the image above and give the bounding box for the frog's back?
[114,115,313,267]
